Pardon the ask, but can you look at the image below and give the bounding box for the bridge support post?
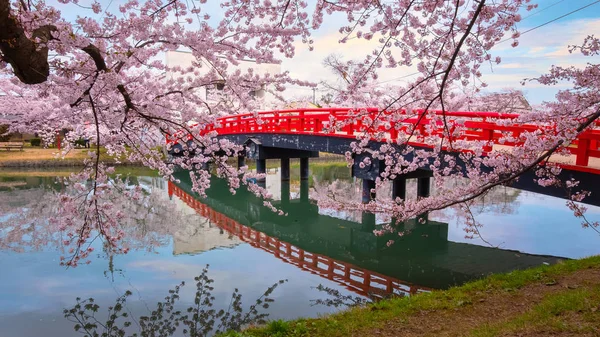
[281,181,290,206]
[256,159,266,186]
[237,156,245,169]
[281,158,290,181]
[392,177,407,201]
[417,176,430,199]
[300,157,309,180]
[361,212,376,231]
[300,180,309,202]
[417,176,430,224]
[362,179,376,203]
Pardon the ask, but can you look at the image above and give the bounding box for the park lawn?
[0,147,100,164]
[0,147,138,166]
[221,255,600,337]
[0,166,160,177]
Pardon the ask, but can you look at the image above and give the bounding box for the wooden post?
[256,159,266,187]
[281,158,290,181]
[299,110,305,132]
[392,177,406,201]
[577,138,590,166]
[417,177,430,199]
[362,179,375,203]
[300,157,309,180]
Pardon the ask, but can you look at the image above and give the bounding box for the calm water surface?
[0,163,599,337]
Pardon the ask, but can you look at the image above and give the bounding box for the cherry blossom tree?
[1,0,599,261]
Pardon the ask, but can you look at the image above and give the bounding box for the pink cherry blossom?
[1,0,599,262]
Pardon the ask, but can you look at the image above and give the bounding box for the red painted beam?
[166,108,600,174]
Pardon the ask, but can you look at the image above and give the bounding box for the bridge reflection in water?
[169,171,565,298]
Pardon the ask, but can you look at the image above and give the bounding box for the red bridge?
[199,108,600,171]
[168,108,600,205]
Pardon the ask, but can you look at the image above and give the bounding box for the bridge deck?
[184,108,600,174]
[167,108,600,204]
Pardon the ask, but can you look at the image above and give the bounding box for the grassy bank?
[0,147,88,166]
[0,147,115,167]
[0,147,148,167]
[222,255,600,337]
[1,148,343,168]
[0,166,159,177]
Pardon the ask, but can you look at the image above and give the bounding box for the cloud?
[281,33,418,98]
[481,17,600,103]
[281,17,600,105]
[496,63,528,69]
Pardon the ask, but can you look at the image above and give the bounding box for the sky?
[51,0,600,106]
[281,0,600,105]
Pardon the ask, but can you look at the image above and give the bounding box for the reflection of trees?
[469,185,521,215]
[0,187,60,252]
[312,173,522,224]
[309,163,352,182]
[312,177,363,222]
[0,176,226,262]
[438,178,521,216]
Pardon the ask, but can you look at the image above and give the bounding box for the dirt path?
[368,268,600,337]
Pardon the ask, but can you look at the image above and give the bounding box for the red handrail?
[167,108,600,172]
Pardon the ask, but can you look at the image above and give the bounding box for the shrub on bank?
[30,138,41,146]
[73,138,86,147]
[0,124,12,142]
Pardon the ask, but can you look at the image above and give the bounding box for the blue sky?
[283,0,600,105]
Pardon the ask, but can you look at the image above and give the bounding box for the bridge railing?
[169,108,600,170]
[169,181,428,298]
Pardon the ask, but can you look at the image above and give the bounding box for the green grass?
[218,255,600,337]
[241,159,348,170]
[469,286,600,337]
[0,146,164,167]
[0,166,159,179]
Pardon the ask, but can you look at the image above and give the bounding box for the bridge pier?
[242,137,318,188]
[281,158,290,181]
[417,176,431,199]
[256,159,266,186]
[300,157,309,181]
[392,177,407,201]
[417,176,431,223]
[352,152,433,225]
[281,181,290,206]
[237,156,245,169]
[300,180,309,202]
[362,179,376,203]
[361,212,376,231]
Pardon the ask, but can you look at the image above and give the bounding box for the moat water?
[0,162,599,336]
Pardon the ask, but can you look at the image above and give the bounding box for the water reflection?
[0,163,599,337]
[170,181,427,297]
[0,168,367,337]
[172,170,563,292]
